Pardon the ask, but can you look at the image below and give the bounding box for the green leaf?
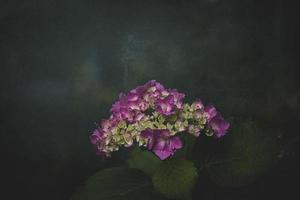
[152,159,198,199]
[207,119,278,187]
[70,167,165,200]
[126,147,162,176]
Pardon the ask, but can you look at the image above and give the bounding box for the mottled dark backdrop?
[0,0,299,200]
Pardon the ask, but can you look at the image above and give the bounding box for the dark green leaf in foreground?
[207,119,278,187]
[70,167,165,200]
[152,159,198,199]
[126,147,162,176]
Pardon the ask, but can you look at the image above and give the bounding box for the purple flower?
[129,85,147,96]
[127,99,149,111]
[110,99,138,123]
[152,137,182,160]
[168,89,185,109]
[89,128,108,156]
[191,99,204,110]
[126,92,140,102]
[100,117,118,132]
[141,80,166,102]
[112,107,130,121]
[208,114,230,138]
[90,79,231,159]
[133,111,145,122]
[127,100,141,110]
[110,93,128,115]
[145,80,165,92]
[110,82,154,123]
[204,104,217,121]
[155,95,176,116]
[89,128,104,144]
[140,129,182,160]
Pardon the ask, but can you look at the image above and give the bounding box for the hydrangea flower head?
[89,80,230,160]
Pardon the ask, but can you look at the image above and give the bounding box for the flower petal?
[209,114,230,137]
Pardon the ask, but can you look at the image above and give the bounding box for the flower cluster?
[90,80,230,160]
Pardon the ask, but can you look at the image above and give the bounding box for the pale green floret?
[140,120,155,129]
[198,116,207,125]
[154,121,167,129]
[180,104,194,119]
[169,130,177,136]
[138,138,147,147]
[110,127,118,135]
[126,124,135,132]
[157,114,165,124]
[117,120,127,129]
[168,115,177,123]
[104,137,111,145]
[174,120,188,132]
[179,112,188,119]
[130,130,139,137]
[166,123,173,130]
[204,129,214,136]
[137,135,148,146]
[187,125,200,136]
[193,110,203,119]
[183,104,193,112]
[152,111,160,118]
[123,133,134,146]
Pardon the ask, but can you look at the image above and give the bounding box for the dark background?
[0,0,299,199]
